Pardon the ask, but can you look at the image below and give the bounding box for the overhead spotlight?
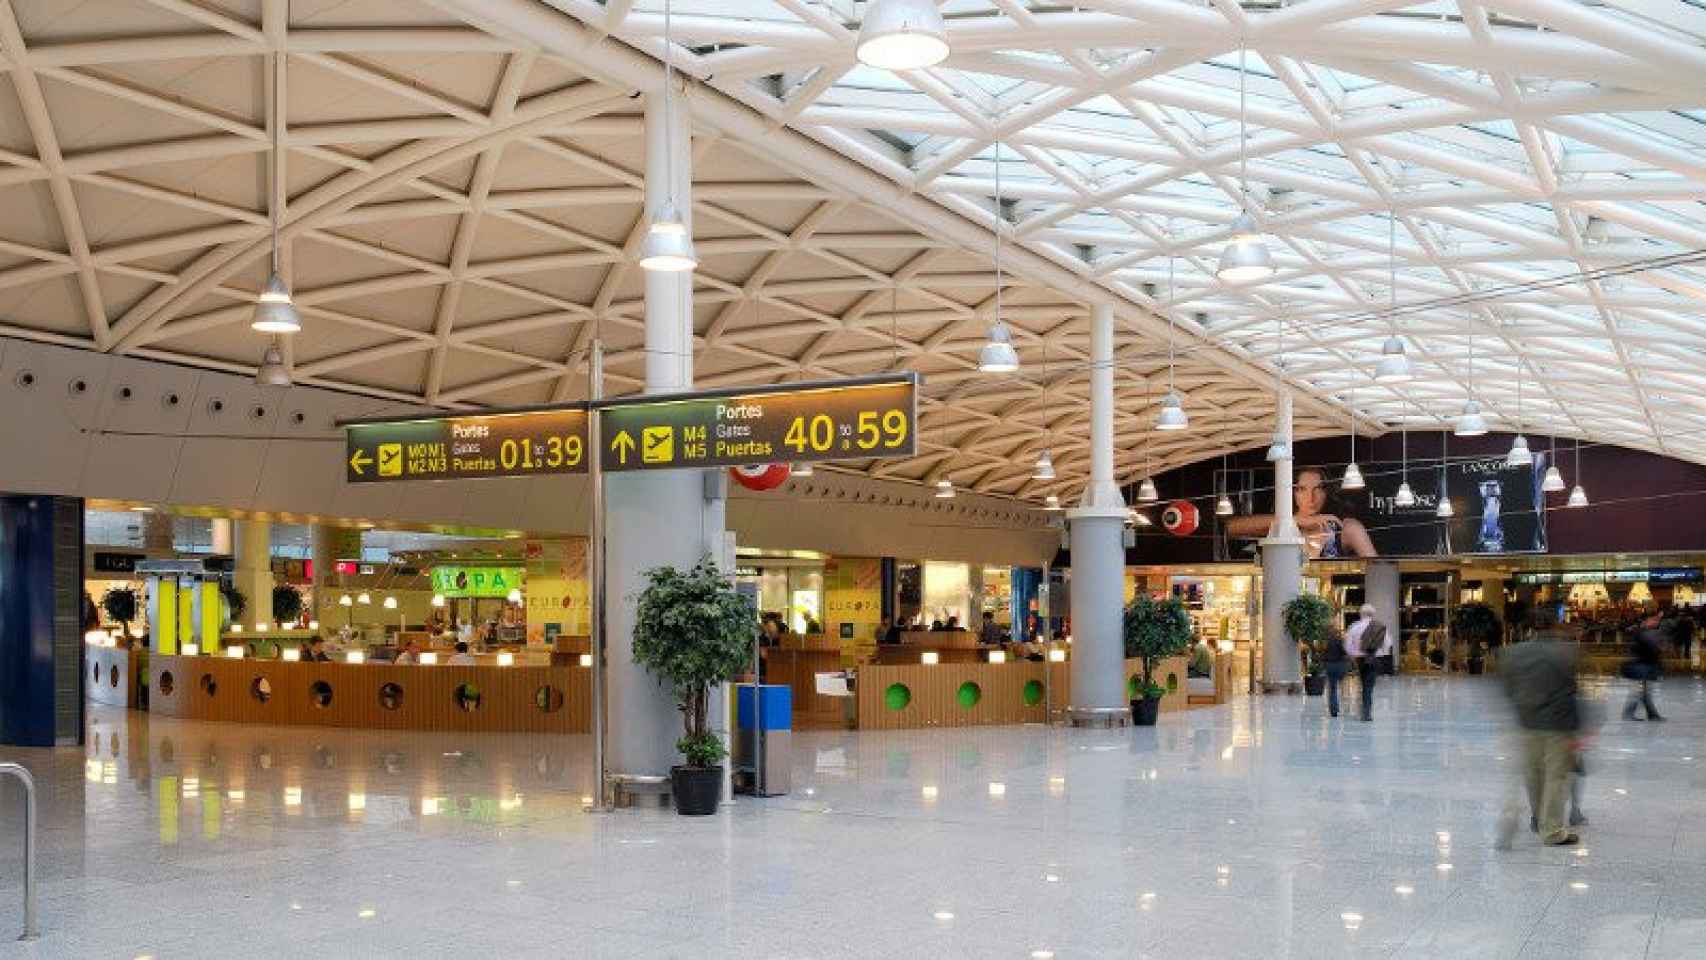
[1043,494,1063,511]
[356,592,371,606]
[1455,400,1488,437]
[935,479,955,499]
[1542,464,1567,492]
[855,0,950,71]
[430,594,446,608]
[382,596,398,610]
[1216,213,1275,284]
[1032,449,1056,481]
[1265,434,1290,462]
[1505,435,1533,468]
[1436,496,1454,519]
[1342,462,1365,490]
[1394,481,1417,507]
[1154,392,1189,431]
[977,322,1020,373]
[790,462,814,478]
[639,202,697,272]
[255,342,291,387]
[251,272,301,334]
[1137,477,1159,503]
[338,594,353,607]
[1215,494,1235,517]
[1567,484,1589,508]
[1375,336,1411,380]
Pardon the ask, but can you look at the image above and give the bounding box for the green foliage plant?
[632,558,758,768]
[1283,594,1335,675]
[1123,594,1194,700]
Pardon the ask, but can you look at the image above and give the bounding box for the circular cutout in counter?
[1022,680,1044,706]
[1166,672,1179,693]
[534,685,564,714]
[110,664,120,688]
[251,676,271,703]
[92,662,100,684]
[956,681,982,709]
[200,674,217,697]
[379,682,404,711]
[309,680,333,709]
[158,671,175,696]
[884,683,911,711]
[454,683,483,712]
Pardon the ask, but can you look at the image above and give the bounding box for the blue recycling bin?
[735,683,791,796]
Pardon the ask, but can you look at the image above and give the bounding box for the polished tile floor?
[1,676,1703,959]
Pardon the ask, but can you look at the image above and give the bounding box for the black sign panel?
[344,408,589,484]
[598,375,917,473]
[92,552,142,574]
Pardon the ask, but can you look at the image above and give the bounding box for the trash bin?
[735,683,791,797]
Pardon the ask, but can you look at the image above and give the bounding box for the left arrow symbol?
[349,449,373,476]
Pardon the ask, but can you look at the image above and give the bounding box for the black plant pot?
[1303,674,1326,696]
[1130,696,1161,726]
[671,765,723,816]
[1467,658,1486,676]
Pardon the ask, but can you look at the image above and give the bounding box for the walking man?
[1497,606,1582,848]
[1344,603,1390,721]
[1623,612,1666,721]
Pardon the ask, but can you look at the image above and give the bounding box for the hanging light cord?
[662,0,678,211]
[993,139,1004,332]
[1238,45,1248,217]
[1388,209,1397,342]
[1166,227,1176,395]
[270,49,281,273]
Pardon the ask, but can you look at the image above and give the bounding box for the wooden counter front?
[857,655,1194,730]
[762,647,850,729]
[148,655,591,733]
[87,645,140,708]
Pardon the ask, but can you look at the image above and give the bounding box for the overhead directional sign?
[599,374,917,473]
[344,408,589,484]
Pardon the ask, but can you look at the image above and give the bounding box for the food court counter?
[873,629,982,665]
[856,656,1193,730]
[762,634,848,729]
[147,654,591,733]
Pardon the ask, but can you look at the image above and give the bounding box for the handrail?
[0,763,38,941]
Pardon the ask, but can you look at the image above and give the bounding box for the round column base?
[1261,681,1303,696]
[1067,706,1132,728]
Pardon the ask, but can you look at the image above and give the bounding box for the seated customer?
[447,640,476,665]
[878,616,903,645]
[946,615,961,632]
[306,637,332,662]
[394,639,422,665]
[979,611,1004,646]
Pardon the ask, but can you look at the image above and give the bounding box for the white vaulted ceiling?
[2,0,1705,508]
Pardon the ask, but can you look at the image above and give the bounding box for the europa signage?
[429,566,524,598]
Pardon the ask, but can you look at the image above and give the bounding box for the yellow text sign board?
[600,376,917,473]
[345,409,589,484]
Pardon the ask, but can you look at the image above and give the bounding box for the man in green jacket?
[1496,606,1582,848]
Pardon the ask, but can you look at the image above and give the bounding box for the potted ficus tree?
[101,586,139,644]
[1123,594,1193,725]
[220,584,247,630]
[272,584,305,628]
[1283,594,1335,696]
[632,557,757,816]
[1451,602,1501,675]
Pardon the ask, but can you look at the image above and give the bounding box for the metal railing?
[0,763,38,941]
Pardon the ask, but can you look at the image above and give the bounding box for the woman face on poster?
[1293,467,1378,558]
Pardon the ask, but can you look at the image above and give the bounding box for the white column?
[1261,391,1305,690]
[1067,302,1131,725]
[233,519,273,629]
[605,87,710,782]
[1365,560,1401,670]
[210,518,232,555]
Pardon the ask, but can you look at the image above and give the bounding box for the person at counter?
[979,611,1005,646]
[306,637,332,662]
[878,617,902,645]
[929,618,946,632]
[447,641,476,665]
[395,639,422,665]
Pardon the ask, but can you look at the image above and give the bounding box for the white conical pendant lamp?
[1566,437,1587,507]
[1343,383,1364,490]
[255,341,290,387]
[1375,335,1410,380]
[640,0,697,274]
[1436,430,1454,516]
[1032,448,1055,480]
[934,478,955,499]
[1436,497,1454,518]
[1542,432,1566,491]
[1217,49,1274,285]
[1137,476,1159,503]
[252,51,299,335]
[1155,244,1189,429]
[1393,424,1415,506]
[977,140,1019,374]
[1155,392,1188,431]
[1043,494,1062,511]
[856,0,950,71]
[1372,212,1410,381]
[1506,434,1533,468]
[1456,400,1488,437]
[1215,494,1235,517]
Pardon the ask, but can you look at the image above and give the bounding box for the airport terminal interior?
[3,1,1706,957]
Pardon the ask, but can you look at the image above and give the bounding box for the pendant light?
[1374,212,1409,380]
[1033,337,1055,478]
[252,50,300,335]
[640,0,698,273]
[855,0,950,72]
[1567,437,1588,507]
[1435,429,1454,517]
[1137,476,1159,503]
[255,340,291,387]
[790,463,813,477]
[1507,349,1533,467]
[1456,333,1487,436]
[1155,239,1189,430]
[1343,382,1365,490]
[1217,47,1274,284]
[1541,432,1566,492]
[1394,423,1416,507]
[1264,311,1288,461]
[1215,452,1235,516]
[1043,494,1063,512]
[978,140,1019,373]
[934,478,955,499]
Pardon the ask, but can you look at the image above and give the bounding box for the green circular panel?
[1022,680,1045,706]
[956,681,982,709]
[1166,672,1179,693]
[1127,675,1141,698]
[884,683,912,711]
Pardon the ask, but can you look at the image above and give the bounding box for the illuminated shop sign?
[1514,567,1702,585]
[429,566,524,598]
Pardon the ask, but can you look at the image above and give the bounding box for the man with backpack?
[1344,604,1390,722]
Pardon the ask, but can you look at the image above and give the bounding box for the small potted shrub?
[1451,602,1501,675]
[101,586,139,642]
[272,584,305,628]
[1123,594,1193,725]
[220,584,247,629]
[632,557,757,816]
[1283,594,1335,696]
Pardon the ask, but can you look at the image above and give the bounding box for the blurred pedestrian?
[1344,604,1390,721]
[1622,612,1665,721]
[1322,624,1350,718]
[1497,606,1582,848]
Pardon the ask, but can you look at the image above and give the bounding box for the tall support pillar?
[1261,392,1305,690]
[1365,560,1401,669]
[0,495,85,747]
[1067,302,1130,726]
[210,518,233,555]
[605,87,709,781]
[233,520,273,629]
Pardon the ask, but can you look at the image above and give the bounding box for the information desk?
[87,645,141,708]
[762,640,848,730]
[857,656,1191,730]
[147,655,591,734]
[874,629,982,665]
